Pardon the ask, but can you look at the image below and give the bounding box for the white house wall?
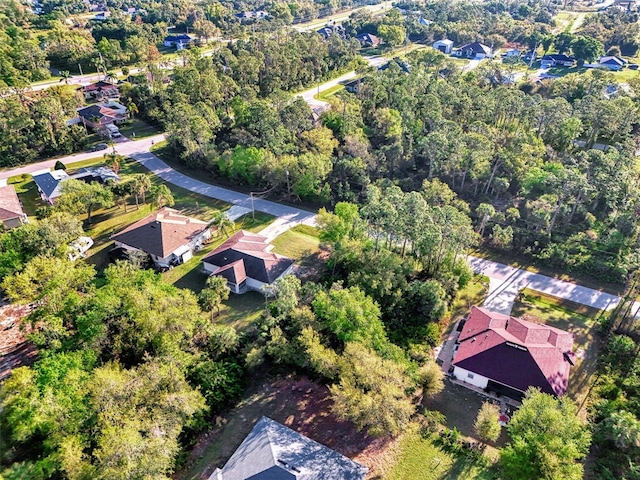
[246,277,265,291]
[452,366,489,389]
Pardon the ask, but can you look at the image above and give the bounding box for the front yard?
[511,288,602,414]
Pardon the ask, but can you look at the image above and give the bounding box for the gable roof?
[0,185,26,221]
[32,170,69,200]
[202,230,294,284]
[81,80,118,93]
[433,38,453,46]
[212,416,367,480]
[459,42,491,55]
[542,53,574,62]
[111,207,209,258]
[164,34,192,42]
[453,306,574,396]
[77,104,126,124]
[355,33,381,45]
[599,55,626,66]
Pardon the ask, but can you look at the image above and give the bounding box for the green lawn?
[117,118,161,139]
[385,423,497,480]
[234,212,276,233]
[511,289,602,414]
[316,84,344,101]
[216,291,266,331]
[270,225,320,260]
[7,174,46,217]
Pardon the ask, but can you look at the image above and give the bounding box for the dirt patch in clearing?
[177,373,393,480]
[0,303,38,381]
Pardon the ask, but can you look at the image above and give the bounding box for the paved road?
[129,151,317,228]
[0,134,165,181]
[295,55,387,109]
[468,256,624,315]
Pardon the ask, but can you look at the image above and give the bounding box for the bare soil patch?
[177,373,392,480]
[0,303,37,381]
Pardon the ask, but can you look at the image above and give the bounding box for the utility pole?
[285,170,291,199]
[78,63,83,76]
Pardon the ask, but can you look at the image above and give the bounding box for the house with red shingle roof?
[202,230,294,294]
[452,306,574,401]
[78,80,119,100]
[0,185,27,229]
[111,207,212,267]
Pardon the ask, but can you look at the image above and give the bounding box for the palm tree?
[128,102,139,119]
[210,211,234,238]
[131,174,152,209]
[104,71,118,84]
[151,184,175,209]
[59,71,72,84]
[103,152,124,175]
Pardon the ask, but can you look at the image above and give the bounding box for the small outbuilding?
[433,38,454,54]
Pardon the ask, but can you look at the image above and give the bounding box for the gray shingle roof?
[212,417,367,480]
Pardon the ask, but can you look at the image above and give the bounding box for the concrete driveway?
[468,256,625,315]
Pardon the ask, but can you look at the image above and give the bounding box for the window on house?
[467,373,474,379]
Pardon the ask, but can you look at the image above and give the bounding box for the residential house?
[378,57,411,74]
[502,48,522,57]
[92,10,110,20]
[454,41,492,59]
[452,306,574,401]
[201,230,294,294]
[73,101,128,130]
[317,25,344,39]
[540,53,575,68]
[597,55,627,70]
[355,33,382,48]
[79,80,119,101]
[0,185,28,229]
[163,34,193,50]
[111,207,212,267]
[235,10,269,22]
[32,169,70,204]
[344,77,365,94]
[210,416,368,480]
[33,166,120,204]
[522,50,538,62]
[418,17,432,26]
[432,38,454,54]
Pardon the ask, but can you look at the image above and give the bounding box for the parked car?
[90,143,109,152]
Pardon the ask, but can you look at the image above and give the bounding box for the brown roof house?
[210,416,367,480]
[70,101,128,130]
[0,185,28,229]
[79,80,119,100]
[202,231,294,294]
[111,207,212,267]
[452,306,574,401]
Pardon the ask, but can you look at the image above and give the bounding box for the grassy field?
[385,423,497,480]
[117,118,161,139]
[216,291,266,331]
[511,289,603,414]
[7,174,47,217]
[271,225,320,260]
[316,84,344,101]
